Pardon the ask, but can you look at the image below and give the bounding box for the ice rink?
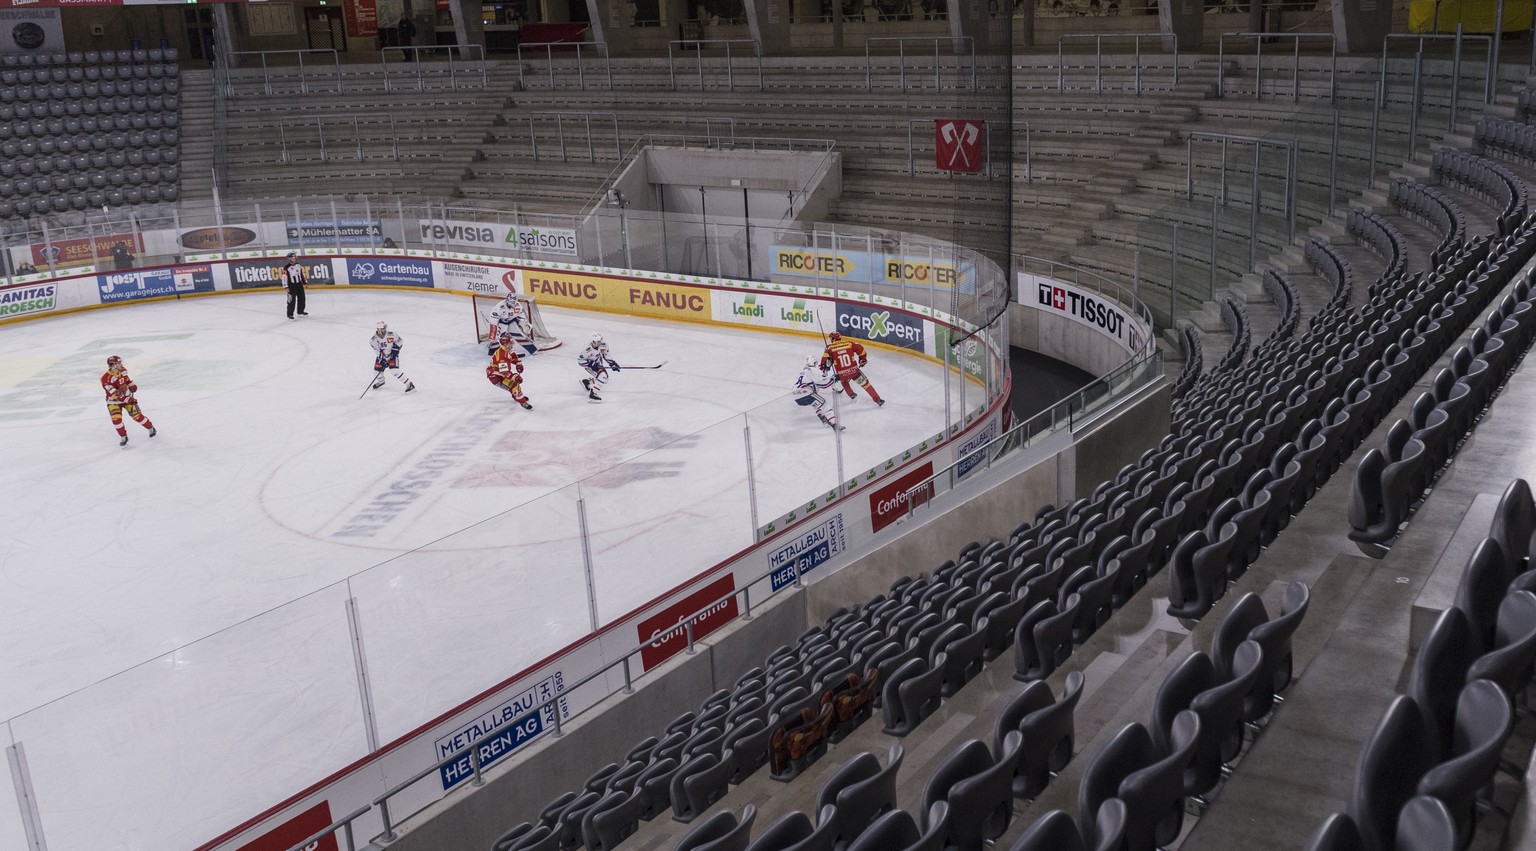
[0,286,961,850]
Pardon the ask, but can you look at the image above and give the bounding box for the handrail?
[864,36,976,93]
[380,44,488,92]
[517,40,613,90]
[1216,32,1336,104]
[526,111,622,163]
[905,118,1008,179]
[368,546,821,843]
[1013,252,1153,330]
[1056,32,1177,95]
[1381,30,1495,120]
[902,347,1162,522]
[281,805,370,851]
[667,38,763,92]
[225,49,341,96]
[1185,131,1298,266]
[274,112,404,163]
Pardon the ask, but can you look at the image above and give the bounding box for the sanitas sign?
[419,219,579,257]
[0,282,55,317]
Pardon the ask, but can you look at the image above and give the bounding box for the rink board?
[1,249,1010,851]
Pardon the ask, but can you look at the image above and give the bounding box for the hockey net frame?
[473,293,563,351]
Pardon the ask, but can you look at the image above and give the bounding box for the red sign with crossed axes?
[934,119,985,174]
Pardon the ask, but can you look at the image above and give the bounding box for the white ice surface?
[0,288,956,851]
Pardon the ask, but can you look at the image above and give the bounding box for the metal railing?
[1185,132,1298,270]
[902,346,1163,522]
[578,133,838,213]
[864,36,976,92]
[1056,32,1178,95]
[667,38,763,92]
[360,548,828,848]
[517,40,613,90]
[380,44,488,91]
[274,112,405,163]
[1382,30,1495,138]
[527,111,622,163]
[1217,32,1337,103]
[225,49,341,96]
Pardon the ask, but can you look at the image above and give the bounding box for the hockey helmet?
[804,355,817,368]
[591,332,604,345]
[375,320,388,333]
[827,332,841,342]
[498,332,514,347]
[106,354,122,369]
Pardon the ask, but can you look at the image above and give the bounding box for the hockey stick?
[615,360,668,370]
[359,373,381,399]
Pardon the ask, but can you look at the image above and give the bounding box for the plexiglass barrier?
[1,195,1013,851]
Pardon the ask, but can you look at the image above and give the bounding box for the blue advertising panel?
[835,302,926,352]
[346,258,435,288]
[97,266,214,304]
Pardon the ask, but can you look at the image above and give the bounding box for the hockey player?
[820,332,884,406]
[794,355,844,431]
[101,355,156,446]
[485,292,537,357]
[577,332,620,402]
[370,321,416,393]
[486,333,534,410]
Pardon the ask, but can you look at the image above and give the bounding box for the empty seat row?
[1169,325,1202,402]
[1308,479,1536,850]
[0,49,177,68]
[0,185,178,219]
[0,62,179,90]
[1253,270,1301,359]
[1348,271,1536,550]
[1389,179,1468,268]
[3,84,179,108]
[1433,148,1528,237]
[0,164,179,197]
[1348,210,1409,302]
[2,93,181,121]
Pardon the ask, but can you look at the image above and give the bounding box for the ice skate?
[372,376,385,389]
[405,382,416,393]
[119,435,128,447]
[148,427,157,438]
[584,378,603,402]
[519,399,533,410]
[875,398,885,407]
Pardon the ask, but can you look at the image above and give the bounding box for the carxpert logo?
[346,258,434,288]
[836,302,924,351]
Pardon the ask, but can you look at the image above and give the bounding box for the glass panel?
[11,583,367,851]
[349,483,589,743]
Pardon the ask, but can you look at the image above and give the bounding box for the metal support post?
[1451,25,1464,130]
[1369,76,1383,185]
[1490,0,1504,102]
[1209,191,1218,297]
[743,422,760,536]
[1169,222,1180,326]
[1249,144,1260,270]
[1409,47,1424,159]
[577,498,599,632]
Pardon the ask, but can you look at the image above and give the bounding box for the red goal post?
[472,292,563,351]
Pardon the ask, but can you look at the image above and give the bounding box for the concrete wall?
[1009,301,1132,379]
[376,377,1168,851]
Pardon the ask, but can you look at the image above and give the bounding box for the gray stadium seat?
[142,185,161,204]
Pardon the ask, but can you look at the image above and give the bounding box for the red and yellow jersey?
[486,347,524,382]
[821,339,867,375]
[101,370,137,404]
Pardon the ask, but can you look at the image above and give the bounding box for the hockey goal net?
[473,293,563,351]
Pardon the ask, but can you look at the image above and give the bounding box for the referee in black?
[282,252,309,320]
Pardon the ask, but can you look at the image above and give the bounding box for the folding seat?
[1166,528,1233,620]
[920,734,1022,851]
[1349,696,1438,851]
[880,655,944,737]
[1490,478,1536,574]
[745,805,839,851]
[1465,589,1536,707]
[1415,679,1512,849]
[815,744,902,848]
[674,805,757,851]
[1184,642,1263,801]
